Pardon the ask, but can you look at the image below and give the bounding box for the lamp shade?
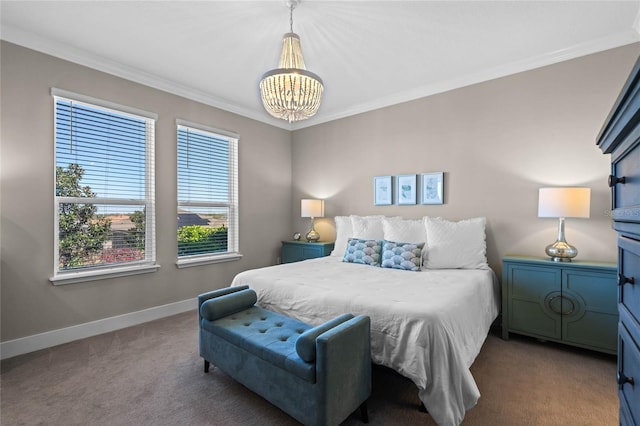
[301,199,324,218]
[538,187,591,218]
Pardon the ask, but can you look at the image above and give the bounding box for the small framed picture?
[374,176,393,206]
[420,172,444,205]
[396,174,417,205]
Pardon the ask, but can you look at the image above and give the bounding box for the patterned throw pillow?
[342,238,382,266]
[381,240,425,271]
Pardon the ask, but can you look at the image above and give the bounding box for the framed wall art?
[396,174,417,205]
[374,175,393,206]
[420,172,444,205]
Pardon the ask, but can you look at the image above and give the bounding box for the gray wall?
[1,42,292,342]
[291,44,640,272]
[3,41,639,344]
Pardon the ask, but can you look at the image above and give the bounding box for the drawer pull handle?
[608,175,626,187]
[547,295,575,315]
[617,371,635,386]
[618,274,636,286]
[547,295,562,314]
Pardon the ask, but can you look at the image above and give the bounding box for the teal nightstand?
[502,255,618,354]
[281,241,334,264]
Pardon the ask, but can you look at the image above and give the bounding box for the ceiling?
[2,1,639,130]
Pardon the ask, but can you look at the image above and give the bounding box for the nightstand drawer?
[506,264,561,340]
[562,269,618,352]
[281,241,334,264]
[619,236,640,329]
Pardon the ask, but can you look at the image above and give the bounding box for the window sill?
[49,263,161,286]
[176,253,243,269]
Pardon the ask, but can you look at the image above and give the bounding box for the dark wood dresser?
[597,56,640,426]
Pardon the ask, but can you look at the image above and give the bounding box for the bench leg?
[204,360,210,373]
[359,401,369,423]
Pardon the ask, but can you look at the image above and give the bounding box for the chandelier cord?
[289,4,294,33]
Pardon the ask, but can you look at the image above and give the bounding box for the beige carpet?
[1,311,617,425]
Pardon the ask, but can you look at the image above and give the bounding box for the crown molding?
[292,29,640,130]
[0,24,293,131]
[2,24,637,132]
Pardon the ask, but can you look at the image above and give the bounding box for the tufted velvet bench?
[198,285,371,426]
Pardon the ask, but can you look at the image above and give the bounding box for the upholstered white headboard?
[332,215,488,270]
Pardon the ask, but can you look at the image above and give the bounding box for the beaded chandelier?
[259,0,323,123]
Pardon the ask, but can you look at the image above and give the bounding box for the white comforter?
[231,256,500,426]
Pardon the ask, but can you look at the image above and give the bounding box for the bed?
[231,215,501,426]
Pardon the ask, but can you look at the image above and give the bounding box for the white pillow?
[382,218,426,243]
[424,216,488,269]
[331,216,353,256]
[351,215,386,240]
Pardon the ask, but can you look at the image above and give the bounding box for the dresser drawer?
[619,236,640,327]
[618,319,640,426]
[611,143,640,220]
[620,396,633,426]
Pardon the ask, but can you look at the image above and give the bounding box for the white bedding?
[231,256,500,426]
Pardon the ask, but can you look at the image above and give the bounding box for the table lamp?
[538,187,591,262]
[301,199,324,242]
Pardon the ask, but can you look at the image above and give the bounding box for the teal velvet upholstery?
[198,286,371,426]
[200,288,257,321]
[296,313,354,362]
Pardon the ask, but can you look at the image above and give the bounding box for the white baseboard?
[0,298,197,360]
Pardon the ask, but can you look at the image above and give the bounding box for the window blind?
[177,123,239,259]
[53,93,156,277]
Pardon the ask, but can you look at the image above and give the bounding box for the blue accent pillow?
[381,240,425,271]
[342,238,382,266]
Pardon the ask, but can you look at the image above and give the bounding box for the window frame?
[49,88,159,285]
[175,119,241,268]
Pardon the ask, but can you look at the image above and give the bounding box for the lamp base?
[305,217,320,242]
[545,240,577,262]
[306,229,320,242]
[544,217,578,262]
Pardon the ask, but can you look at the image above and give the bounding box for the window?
[51,89,158,284]
[176,120,240,267]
